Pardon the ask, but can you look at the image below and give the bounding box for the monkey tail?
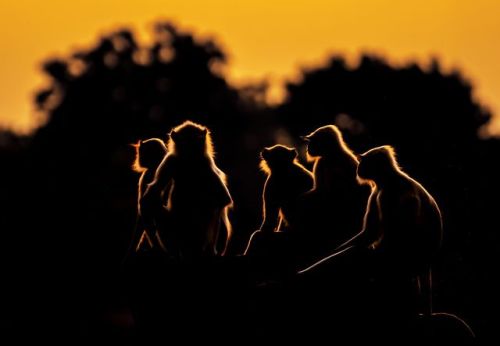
[297,245,355,274]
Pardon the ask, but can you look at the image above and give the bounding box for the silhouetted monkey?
[244,145,313,261]
[297,125,370,261]
[130,138,168,253]
[126,138,169,341]
[142,121,232,259]
[259,145,314,233]
[343,145,443,315]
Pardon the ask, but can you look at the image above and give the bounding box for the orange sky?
[1,0,499,135]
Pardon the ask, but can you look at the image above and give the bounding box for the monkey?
[141,121,232,260]
[355,145,443,268]
[303,124,360,192]
[340,145,443,315]
[297,125,370,261]
[130,138,168,253]
[244,145,314,260]
[259,145,314,233]
[126,137,169,339]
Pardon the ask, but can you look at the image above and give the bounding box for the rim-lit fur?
[132,138,167,173]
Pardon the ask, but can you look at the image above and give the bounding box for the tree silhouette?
[0,21,498,342]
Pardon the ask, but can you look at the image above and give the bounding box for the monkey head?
[168,120,214,157]
[302,124,348,159]
[260,145,298,172]
[357,145,400,184]
[132,138,167,172]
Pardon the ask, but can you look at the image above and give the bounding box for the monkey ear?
[300,135,311,143]
[260,147,271,160]
[170,130,178,141]
[198,128,208,140]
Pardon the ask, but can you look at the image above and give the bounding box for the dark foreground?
[122,250,476,345]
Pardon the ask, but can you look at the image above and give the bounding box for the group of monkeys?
[131,120,443,315]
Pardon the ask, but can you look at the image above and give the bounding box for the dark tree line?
[0,21,498,342]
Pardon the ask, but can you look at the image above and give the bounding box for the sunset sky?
[1,0,499,135]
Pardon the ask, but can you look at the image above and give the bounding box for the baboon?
[141,121,232,259]
[259,145,314,233]
[351,145,443,315]
[297,125,370,261]
[244,145,313,261]
[131,138,168,252]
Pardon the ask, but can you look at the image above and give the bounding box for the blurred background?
[0,0,499,343]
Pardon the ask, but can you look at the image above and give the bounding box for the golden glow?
[1,0,500,134]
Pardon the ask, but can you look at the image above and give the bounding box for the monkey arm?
[218,177,233,208]
[336,190,381,250]
[260,183,281,233]
[139,189,161,239]
[212,163,233,207]
[211,207,232,256]
[151,154,175,190]
[140,155,175,238]
[261,202,280,233]
[364,191,384,249]
[128,174,152,253]
[143,155,175,205]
